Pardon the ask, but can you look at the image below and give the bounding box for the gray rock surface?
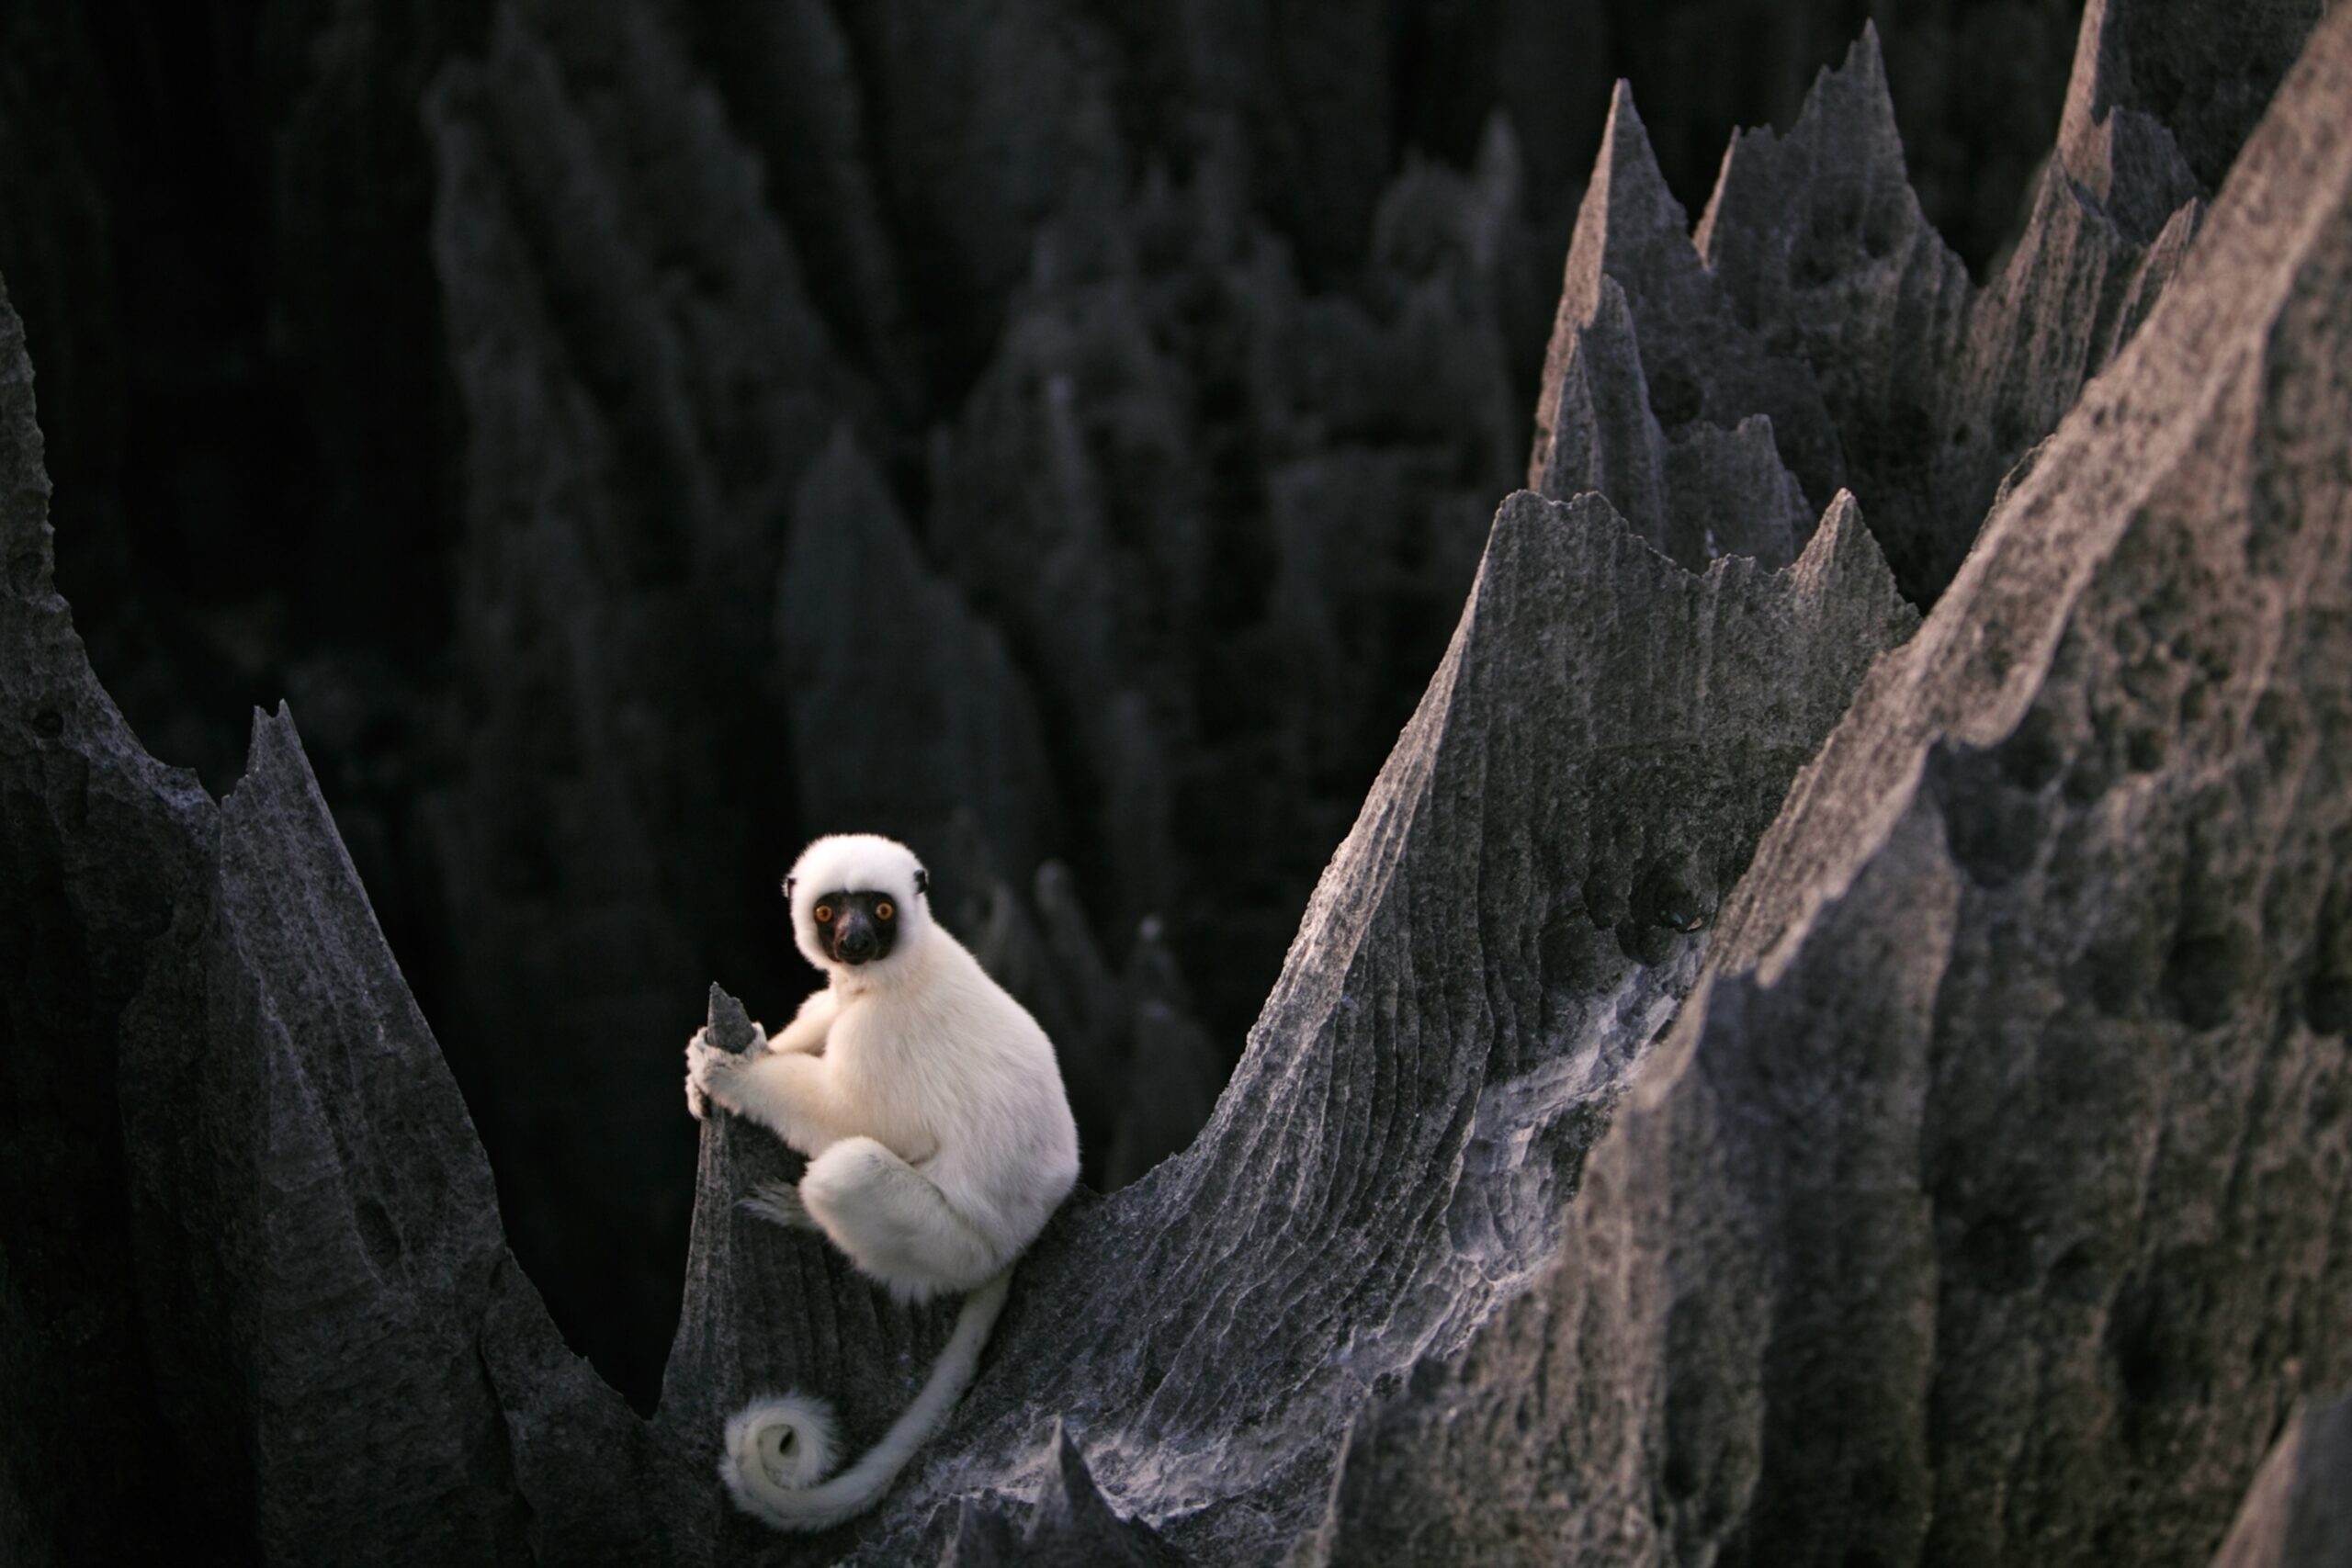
[778,429,1063,887]
[119,705,543,1564]
[2208,1390,2352,1568]
[1314,11,2352,1562]
[413,1,878,1390]
[1532,1,2328,605]
[0,271,213,1568]
[6,4,2350,1564]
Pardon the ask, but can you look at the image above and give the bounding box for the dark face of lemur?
[809,889,900,966]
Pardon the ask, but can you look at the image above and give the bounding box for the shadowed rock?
[1,266,667,1568]
[415,0,865,1392]
[0,270,213,1568]
[2059,0,2331,194]
[1316,14,2352,1562]
[937,1424,1187,1568]
[1529,84,1838,531]
[778,427,1063,881]
[120,707,548,1565]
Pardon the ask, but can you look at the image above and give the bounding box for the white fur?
[686,833,1080,1530]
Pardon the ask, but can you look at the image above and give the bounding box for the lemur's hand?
[685,1026,743,1121]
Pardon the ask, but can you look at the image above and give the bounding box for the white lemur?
[684,833,1080,1532]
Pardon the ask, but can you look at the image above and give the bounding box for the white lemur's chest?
[820,992,948,1165]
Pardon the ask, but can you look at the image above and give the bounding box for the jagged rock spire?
[1317,13,2352,1561]
[1527,2,2303,609]
[828,483,1913,1562]
[1529,82,1837,571]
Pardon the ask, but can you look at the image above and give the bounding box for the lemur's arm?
[767,987,840,1055]
[688,1041,860,1156]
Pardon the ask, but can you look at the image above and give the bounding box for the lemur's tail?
[720,1270,1011,1532]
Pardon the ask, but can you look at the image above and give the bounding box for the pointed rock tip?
[234,700,311,792]
[1852,17,1886,73]
[1492,485,1631,541]
[1048,1418,1094,1493]
[1035,1418,1121,1531]
[800,420,885,508]
[1594,80,1669,197]
[1787,489,1916,626]
[1485,487,1673,586]
[1798,21,1900,143]
[705,984,758,1053]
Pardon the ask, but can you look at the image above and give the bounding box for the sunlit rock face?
[1316,12,2352,1563]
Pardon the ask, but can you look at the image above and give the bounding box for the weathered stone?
[414,0,863,1395]
[2058,0,2330,193]
[935,1425,1188,1568]
[1315,15,2352,1562]
[1531,84,1841,520]
[6,6,2350,1564]
[777,427,1063,880]
[825,483,1914,1564]
[1536,5,2328,606]
[0,274,213,1568]
[2207,1390,2352,1568]
[120,707,538,1565]
[651,984,964,1562]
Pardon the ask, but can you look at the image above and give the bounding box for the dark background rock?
[0,0,2102,1402]
[120,706,539,1564]
[0,273,213,1568]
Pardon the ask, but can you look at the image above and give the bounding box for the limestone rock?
[651,985,964,1562]
[777,427,1063,882]
[5,6,2347,1563]
[827,482,1914,1563]
[2207,1390,2352,1568]
[414,0,864,1393]
[1317,14,2352,1562]
[0,269,212,1568]
[1534,4,2329,605]
[119,707,548,1565]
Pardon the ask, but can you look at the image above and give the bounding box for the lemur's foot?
[738,1179,821,1232]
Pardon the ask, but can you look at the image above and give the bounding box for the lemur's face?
[786,834,932,976]
[807,887,901,967]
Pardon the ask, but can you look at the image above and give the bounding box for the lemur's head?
[785,833,933,979]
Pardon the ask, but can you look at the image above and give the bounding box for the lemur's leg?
[799,1138,1001,1298]
[738,1179,822,1231]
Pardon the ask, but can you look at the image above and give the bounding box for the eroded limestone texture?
[1317,12,2352,1562]
[1529,0,2302,606]
[3,3,2346,1564]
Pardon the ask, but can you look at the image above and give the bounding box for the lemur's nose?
[840,925,877,961]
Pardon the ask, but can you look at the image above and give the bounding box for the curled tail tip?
[720,1275,1013,1532]
[725,1392,839,1495]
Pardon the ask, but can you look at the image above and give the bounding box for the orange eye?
[875,901,894,920]
[813,905,834,923]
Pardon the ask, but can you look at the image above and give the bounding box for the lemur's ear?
[913,867,930,897]
[783,874,796,898]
